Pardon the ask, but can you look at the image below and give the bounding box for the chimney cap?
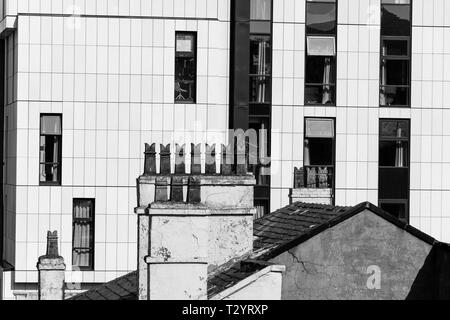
[43,230,61,258]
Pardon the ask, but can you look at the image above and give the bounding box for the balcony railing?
[294,166,334,189]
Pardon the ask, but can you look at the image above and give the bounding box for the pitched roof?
[253,201,438,260]
[253,202,350,255]
[69,271,137,300]
[69,259,272,300]
[69,201,440,300]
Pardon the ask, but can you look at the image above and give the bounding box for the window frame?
[304,0,338,107]
[249,33,273,105]
[72,198,95,271]
[378,118,411,222]
[174,31,197,104]
[379,1,412,108]
[39,113,62,186]
[249,0,274,218]
[303,117,336,203]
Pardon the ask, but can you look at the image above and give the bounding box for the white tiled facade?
[270,0,450,243]
[1,0,231,298]
[1,0,450,299]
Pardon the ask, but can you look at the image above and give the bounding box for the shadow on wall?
[406,244,450,300]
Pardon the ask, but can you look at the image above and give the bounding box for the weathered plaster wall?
[218,270,283,300]
[137,175,256,270]
[208,214,253,269]
[270,210,434,300]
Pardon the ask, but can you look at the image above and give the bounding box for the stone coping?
[145,256,208,264]
[209,208,256,216]
[134,202,210,216]
[135,205,256,216]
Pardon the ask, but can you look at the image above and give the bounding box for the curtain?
[304,139,311,166]
[254,205,266,220]
[257,39,267,103]
[322,57,332,104]
[251,0,271,20]
[73,202,92,268]
[39,136,46,181]
[380,42,387,105]
[52,137,59,182]
[395,128,404,167]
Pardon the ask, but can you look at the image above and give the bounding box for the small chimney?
[37,231,66,300]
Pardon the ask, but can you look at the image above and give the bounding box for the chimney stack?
[136,203,209,300]
[135,142,257,300]
[37,231,66,300]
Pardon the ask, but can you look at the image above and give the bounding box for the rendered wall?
[270,209,435,300]
[221,271,283,300]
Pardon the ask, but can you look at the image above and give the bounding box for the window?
[72,199,95,271]
[175,32,197,103]
[249,0,273,218]
[379,119,410,222]
[250,35,271,103]
[40,114,62,185]
[305,0,337,105]
[380,0,411,107]
[304,118,335,190]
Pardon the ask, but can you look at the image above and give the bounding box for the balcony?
[290,166,335,205]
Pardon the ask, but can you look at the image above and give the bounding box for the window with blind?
[303,118,336,192]
[380,0,411,107]
[305,0,337,105]
[39,114,62,185]
[72,199,95,271]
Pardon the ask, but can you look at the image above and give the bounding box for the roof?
[69,259,273,300]
[254,202,350,256]
[69,271,137,300]
[207,258,270,298]
[253,201,438,260]
[69,201,440,300]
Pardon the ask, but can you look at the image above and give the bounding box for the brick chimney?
[135,143,256,300]
[37,231,66,300]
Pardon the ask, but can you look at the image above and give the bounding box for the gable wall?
[270,209,436,300]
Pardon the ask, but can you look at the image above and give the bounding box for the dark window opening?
[379,119,410,222]
[306,1,337,35]
[380,1,411,107]
[382,39,408,56]
[380,202,408,221]
[381,2,411,36]
[175,32,197,103]
[306,139,334,166]
[40,115,62,185]
[304,118,335,191]
[305,55,336,105]
[249,0,272,218]
[72,199,95,271]
[249,117,271,219]
[305,0,337,106]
